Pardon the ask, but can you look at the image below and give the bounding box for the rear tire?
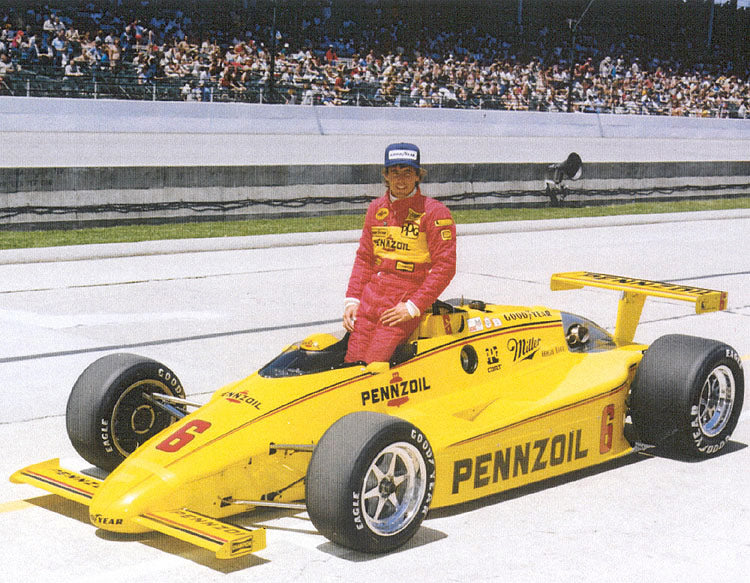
[630,334,744,458]
[306,412,435,553]
[66,353,186,472]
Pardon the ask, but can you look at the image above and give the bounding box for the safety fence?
[2,68,746,119]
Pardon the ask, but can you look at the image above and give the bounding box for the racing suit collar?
[387,186,421,204]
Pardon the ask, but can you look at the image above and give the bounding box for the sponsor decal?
[91,513,123,526]
[222,390,262,409]
[507,337,541,361]
[440,229,453,241]
[467,317,484,332]
[395,261,415,272]
[485,346,502,373]
[352,491,364,530]
[158,367,185,398]
[101,418,113,453]
[401,222,420,238]
[434,218,454,227]
[54,469,101,491]
[388,149,418,162]
[492,318,502,328]
[172,509,250,536]
[451,429,589,494]
[502,310,553,322]
[583,272,719,296]
[725,348,742,367]
[360,372,431,407]
[373,234,411,252]
[405,209,425,223]
[541,345,566,357]
[442,314,453,334]
[375,208,389,221]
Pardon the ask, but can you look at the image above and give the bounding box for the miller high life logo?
[507,337,541,362]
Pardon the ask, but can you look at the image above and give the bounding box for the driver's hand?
[343,302,358,332]
[380,302,414,327]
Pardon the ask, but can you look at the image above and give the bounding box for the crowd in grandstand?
[0,0,748,118]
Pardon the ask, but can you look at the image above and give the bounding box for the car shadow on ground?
[314,526,449,562]
[647,438,747,462]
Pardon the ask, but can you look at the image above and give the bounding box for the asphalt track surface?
[0,211,748,583]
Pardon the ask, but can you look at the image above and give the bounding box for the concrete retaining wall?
[1,97,749,229]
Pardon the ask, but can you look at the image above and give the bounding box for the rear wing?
[551,271,728,345]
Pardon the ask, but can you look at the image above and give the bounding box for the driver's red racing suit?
[345,188,456,363]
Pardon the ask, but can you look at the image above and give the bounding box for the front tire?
[66,353,186,472]
[630,334,744,458]
[306,412,435,553]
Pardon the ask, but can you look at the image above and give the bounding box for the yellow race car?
[11,272,744,558]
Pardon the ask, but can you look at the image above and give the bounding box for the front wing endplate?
[135,509,266,559]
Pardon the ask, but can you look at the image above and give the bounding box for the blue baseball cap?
[384,142,420,169]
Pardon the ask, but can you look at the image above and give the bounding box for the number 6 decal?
[599,404,615,454]
[156,419,211,453]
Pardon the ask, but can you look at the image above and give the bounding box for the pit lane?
[0,212,748,582]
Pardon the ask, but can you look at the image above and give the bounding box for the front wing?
[10,459,266,559]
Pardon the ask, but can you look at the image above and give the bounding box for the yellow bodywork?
[11,272,728,557]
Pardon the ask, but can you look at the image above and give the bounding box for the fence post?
[26,79,30,97]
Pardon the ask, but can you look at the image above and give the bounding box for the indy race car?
[11,272,744,559]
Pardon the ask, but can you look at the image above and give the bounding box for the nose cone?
[87,458,178,534]
[88,480,149,534]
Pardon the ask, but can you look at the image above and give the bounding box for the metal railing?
[1,68,745,119]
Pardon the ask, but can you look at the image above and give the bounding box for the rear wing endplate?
[551,271,728,345]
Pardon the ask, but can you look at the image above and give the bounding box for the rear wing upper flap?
[550,271,729,345]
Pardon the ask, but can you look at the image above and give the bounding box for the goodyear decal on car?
[502,309,553,322]
[361,371,431,407]
[451,429,588,494]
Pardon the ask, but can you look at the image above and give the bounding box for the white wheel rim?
[360,441,427,537]
[697,364,735,438]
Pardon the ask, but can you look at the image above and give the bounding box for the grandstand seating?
[0,1,747,118]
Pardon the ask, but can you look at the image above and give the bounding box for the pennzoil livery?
[12,272,744,558]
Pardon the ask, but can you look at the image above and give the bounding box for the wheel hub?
[378,477,396,497]
[131,405,156,434]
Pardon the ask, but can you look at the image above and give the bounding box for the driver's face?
[385,165,419,199]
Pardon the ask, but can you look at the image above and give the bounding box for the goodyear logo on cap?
[388,149,419,161]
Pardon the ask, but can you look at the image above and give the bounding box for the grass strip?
[1,197,748,250]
